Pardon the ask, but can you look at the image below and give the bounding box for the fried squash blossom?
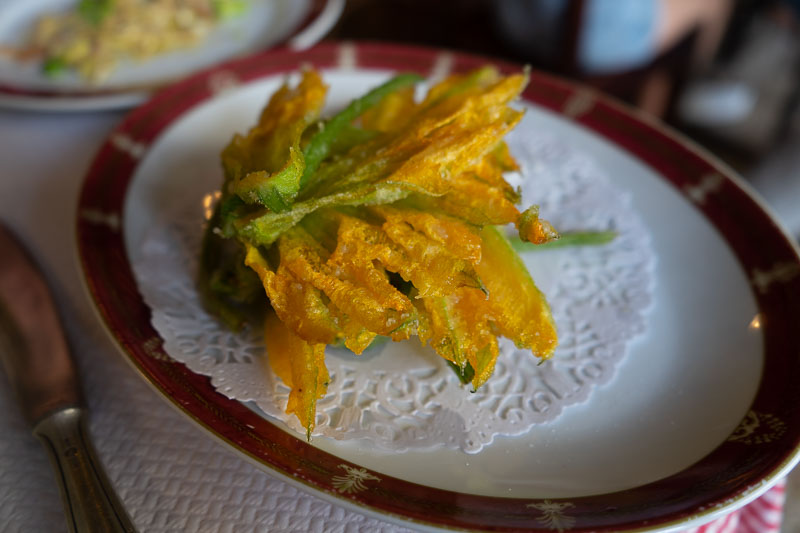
[200,67,559,437]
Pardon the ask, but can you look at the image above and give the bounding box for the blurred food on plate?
[23,0,247,82]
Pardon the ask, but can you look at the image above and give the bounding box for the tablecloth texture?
[0,109,787,533]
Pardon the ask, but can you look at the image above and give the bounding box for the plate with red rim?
[76,42,800,532]
[0,0,342,111]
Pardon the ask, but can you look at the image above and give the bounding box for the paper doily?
[133,115,655,453]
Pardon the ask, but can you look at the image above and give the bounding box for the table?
[0,97,790,533]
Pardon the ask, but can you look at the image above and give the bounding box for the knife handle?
[33,407,137,533]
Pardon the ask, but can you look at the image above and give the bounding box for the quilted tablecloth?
[0,94,788,533]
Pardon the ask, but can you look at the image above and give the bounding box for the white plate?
[77,43,800,532]
[0,0,343,111]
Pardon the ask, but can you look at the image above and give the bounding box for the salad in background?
[17,0,247,82]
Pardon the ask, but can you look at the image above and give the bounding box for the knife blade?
[0,222,136,533]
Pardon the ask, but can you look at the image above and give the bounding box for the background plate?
[0,0,341,111]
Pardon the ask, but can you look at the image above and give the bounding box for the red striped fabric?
[684,480,786,533]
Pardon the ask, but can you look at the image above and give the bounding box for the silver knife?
[0,222,136,533]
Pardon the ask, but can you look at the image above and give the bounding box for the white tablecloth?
[1,106,793,533]
[0,108,415,532]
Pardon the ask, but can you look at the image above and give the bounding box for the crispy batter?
[359,86,418,132]
[264,311,328,438]
[278,228,412,337]
[370,205,482,264]
[476,226,557,358]
[244,244,339,345]
[203,67,559,435]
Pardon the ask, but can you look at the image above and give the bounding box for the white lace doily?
[132,119,655,454]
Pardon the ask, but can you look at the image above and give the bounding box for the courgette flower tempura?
[200,67,559,437]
